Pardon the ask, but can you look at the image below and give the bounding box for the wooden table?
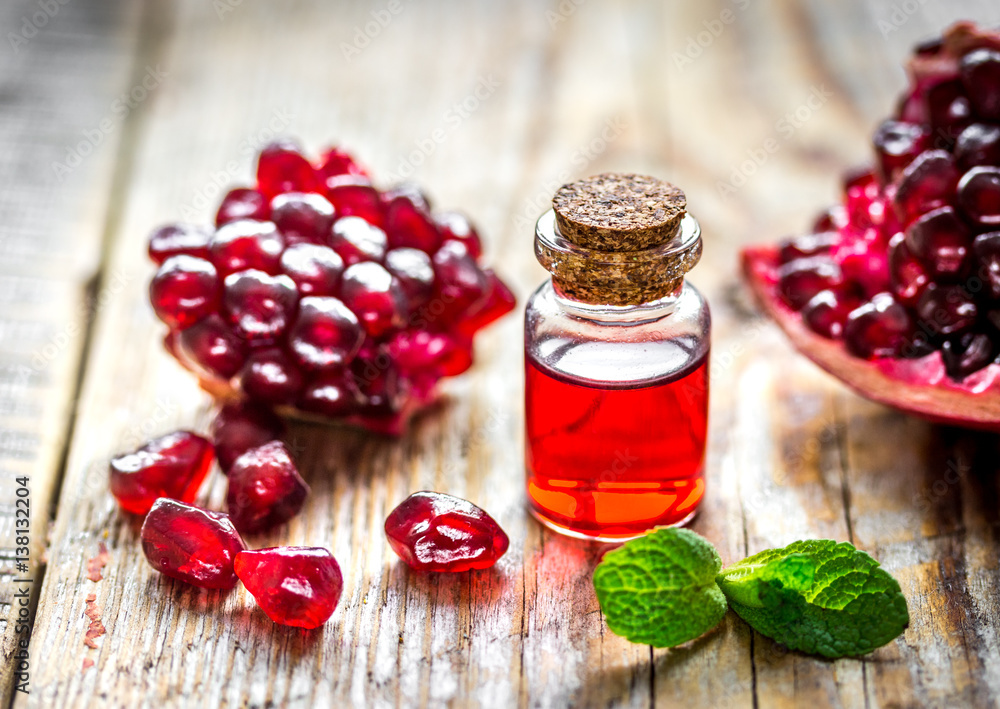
[2,1,999,707]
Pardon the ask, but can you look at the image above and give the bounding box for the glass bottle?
[524,173,711,541]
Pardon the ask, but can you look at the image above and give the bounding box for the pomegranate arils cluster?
[771,24,1000,382]
[150,142,514,433]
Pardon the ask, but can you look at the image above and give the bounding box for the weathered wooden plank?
[0,0,143,704]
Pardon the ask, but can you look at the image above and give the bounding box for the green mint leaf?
[593,528,728,648]
[716,540,909,658]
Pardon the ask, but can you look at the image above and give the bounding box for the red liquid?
[525,351,709,540]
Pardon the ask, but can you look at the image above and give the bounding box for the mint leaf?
[593,528,727,648]
[716,540,909,658]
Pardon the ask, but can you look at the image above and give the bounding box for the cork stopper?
[553,173,686,251]
[535,173,701,307]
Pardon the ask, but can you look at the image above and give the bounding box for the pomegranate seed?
[436,212,483,260]
[384,491,509,572]
[298,372,361,418]
[340,262,406,337]
[270,192,335,244]
[957,166,1000,227]
[960,48,1000,120]
[887,233,931,306]
[844,293,913,359]
[149,256,220,330]
[329,216,388,266]
[941,331,996,380]
[141,498,245,590]
[925,79,973,143]
[110,431,214,515]
[351,353,405,416]
[431,240,490,324]
[812,207,848,233]
[390,329,473,379]
[801,289,861,339]
[210,220,285,276]
[211,401,285,473]
[915,284,978,336]
[384,247,435,306]
[955,123,1000,170]
[873,120,930,183]
[904,206,971,278]
[776,256,843,310]
[835,234,890,297]
[223,270,298,342]
[385,195,442,252]
[239,347,305,405]
[383,183,432,211]
[457,270,516,337]
[226,441,308,534]
[148,224,212,264]
[973,231,1000,299]
[317,147,367,180]
[216,188,269,226]
[235,547,343,629]
[325,175,384,227]
[280,242,344,296]
[892,150,960,224]
[287,296,365,371]
[176,314,247,381]
[256,140,319,198]
[778,231,838,264]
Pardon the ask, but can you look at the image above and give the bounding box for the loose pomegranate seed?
[457,270,516,337]
[915,284,978,336]
[960,48,1000,120]
[149,256,220,330]
[226,441,308,534]
[778,231,838,264]
[776,256,843,310]
[148,224,212,264]
[431,240,490,324]
[270,192,335,244]
[141,498,245,590]
[298,372,361,418]
[235,547,343,629]
[325,175,384,227]
[287,296,365,371]
[844,292,914,359]
[873,120,930,183]
[256,140,320,198]
[216,188,269,227]
[384,491,509,572]
[801,289,861,339]
[385,195,442,252]
[176,313,247,381]
[892,150,960,224]
[211,401,285,473]
[317,147,367,180]
[384,247,435,307]
[957,166,1000,227]
[904,206,971,278]
[973,231,1000,299]
[340,262,406,337]
[280,242,344,296]
[110,431,214,515]
[210,220,285,276]
[328,216,388,266]
[887,233,931,306]
[955,123,1000,170]
[223,270,298,341]
[941,331,996,380]
[436,212,483,260]
[239,347,305,405]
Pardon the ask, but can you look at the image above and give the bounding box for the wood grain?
[11,1,1000,708]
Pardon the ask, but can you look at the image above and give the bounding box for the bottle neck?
[549,280,684,324]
